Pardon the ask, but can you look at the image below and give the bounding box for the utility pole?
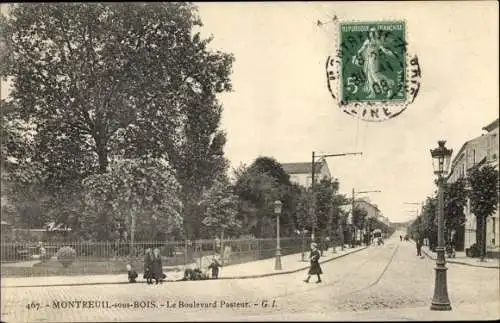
[310,151,362,243]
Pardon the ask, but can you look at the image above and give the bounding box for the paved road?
[2,232,499,322]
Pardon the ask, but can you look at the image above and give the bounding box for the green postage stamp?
[326,20,421,122]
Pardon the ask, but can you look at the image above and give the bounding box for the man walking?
[416,235,423,257]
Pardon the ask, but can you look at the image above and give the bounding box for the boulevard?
[2,232,499,322]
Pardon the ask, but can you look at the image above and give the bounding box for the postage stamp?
[326,20,422,122]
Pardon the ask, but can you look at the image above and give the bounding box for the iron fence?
[0,237,311,277]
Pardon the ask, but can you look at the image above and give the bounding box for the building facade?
[281,160,332,187]
[448,118,499,254]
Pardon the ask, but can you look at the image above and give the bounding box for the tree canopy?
[1,3,234,239]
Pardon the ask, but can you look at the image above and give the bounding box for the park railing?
[0,237,312,277]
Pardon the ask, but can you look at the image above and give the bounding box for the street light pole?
[310,151,362,243]
[430,140,453,311]
[274,200,283,270]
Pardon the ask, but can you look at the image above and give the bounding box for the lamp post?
[274,200,283,270]
[310,151,362,242]
[430,140,453,311]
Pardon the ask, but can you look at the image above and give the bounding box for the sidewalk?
[1,245,367,288]
[420,245,500,269]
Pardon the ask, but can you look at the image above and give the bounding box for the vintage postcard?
[1,2,499,322]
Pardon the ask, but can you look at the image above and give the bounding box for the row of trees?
[201,156,393,244]
[408,165,498,260]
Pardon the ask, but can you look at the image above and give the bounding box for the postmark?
[325,20,422,122]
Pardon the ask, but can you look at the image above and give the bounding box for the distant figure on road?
[303,243,322,284]
[416,236,423,256]
[400,235,403,241]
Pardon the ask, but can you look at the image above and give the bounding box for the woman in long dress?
[143,248,153,284]
[303,243,323,283]
[352,27,396,98]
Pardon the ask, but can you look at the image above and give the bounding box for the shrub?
[56,246,77,267]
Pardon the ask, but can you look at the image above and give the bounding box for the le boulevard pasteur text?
[41,299,278,310]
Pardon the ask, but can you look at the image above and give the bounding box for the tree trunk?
[130,209,136,257]
[93,130,108,174]
[220,230,225,265]
[481,216,487,261]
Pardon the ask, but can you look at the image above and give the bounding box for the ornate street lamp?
[274,200,283,270]
[430,140,453,311]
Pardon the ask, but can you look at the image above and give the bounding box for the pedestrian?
[416,236,423,256]
[150,248,164,284]
[208,257,221,279]
[303,242,322,284]
[400,235,402,242]
[143,248,153,284]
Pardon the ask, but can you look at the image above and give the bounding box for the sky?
[1,2,498,223]
[195,1,499,223]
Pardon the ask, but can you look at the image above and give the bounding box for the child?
[303,242,323,284]
[208,257,221,279]
[126,264,138,283]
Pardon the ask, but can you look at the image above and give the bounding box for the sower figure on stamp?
[303,243,322,284]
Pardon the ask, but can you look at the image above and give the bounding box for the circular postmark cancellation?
[326,20,422,122]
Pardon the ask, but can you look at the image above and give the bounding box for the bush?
[56,246,77,267]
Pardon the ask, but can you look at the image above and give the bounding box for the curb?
[420,247,499,269]
[1,247,368,288]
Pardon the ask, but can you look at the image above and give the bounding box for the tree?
[81,158,183,243]
[233,165,280,238]
[314,178,340,238]
[421,196,438,250]
[233,158,297,238]
[200,177,241,244]
[468,164,499,261]
[352,206,368,244]
[2,3,234,238]
[443,178,467,248]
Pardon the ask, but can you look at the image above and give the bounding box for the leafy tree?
[294,186,313,234]
[314,178,340,238]
[443,178,467,240]
[233,165,280,238]
[200,177,241,243]
[352,206,368,244]
[247,156,292,187]
[81,158,183,243]
[1,3,233,238]
[468,165,499,261]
